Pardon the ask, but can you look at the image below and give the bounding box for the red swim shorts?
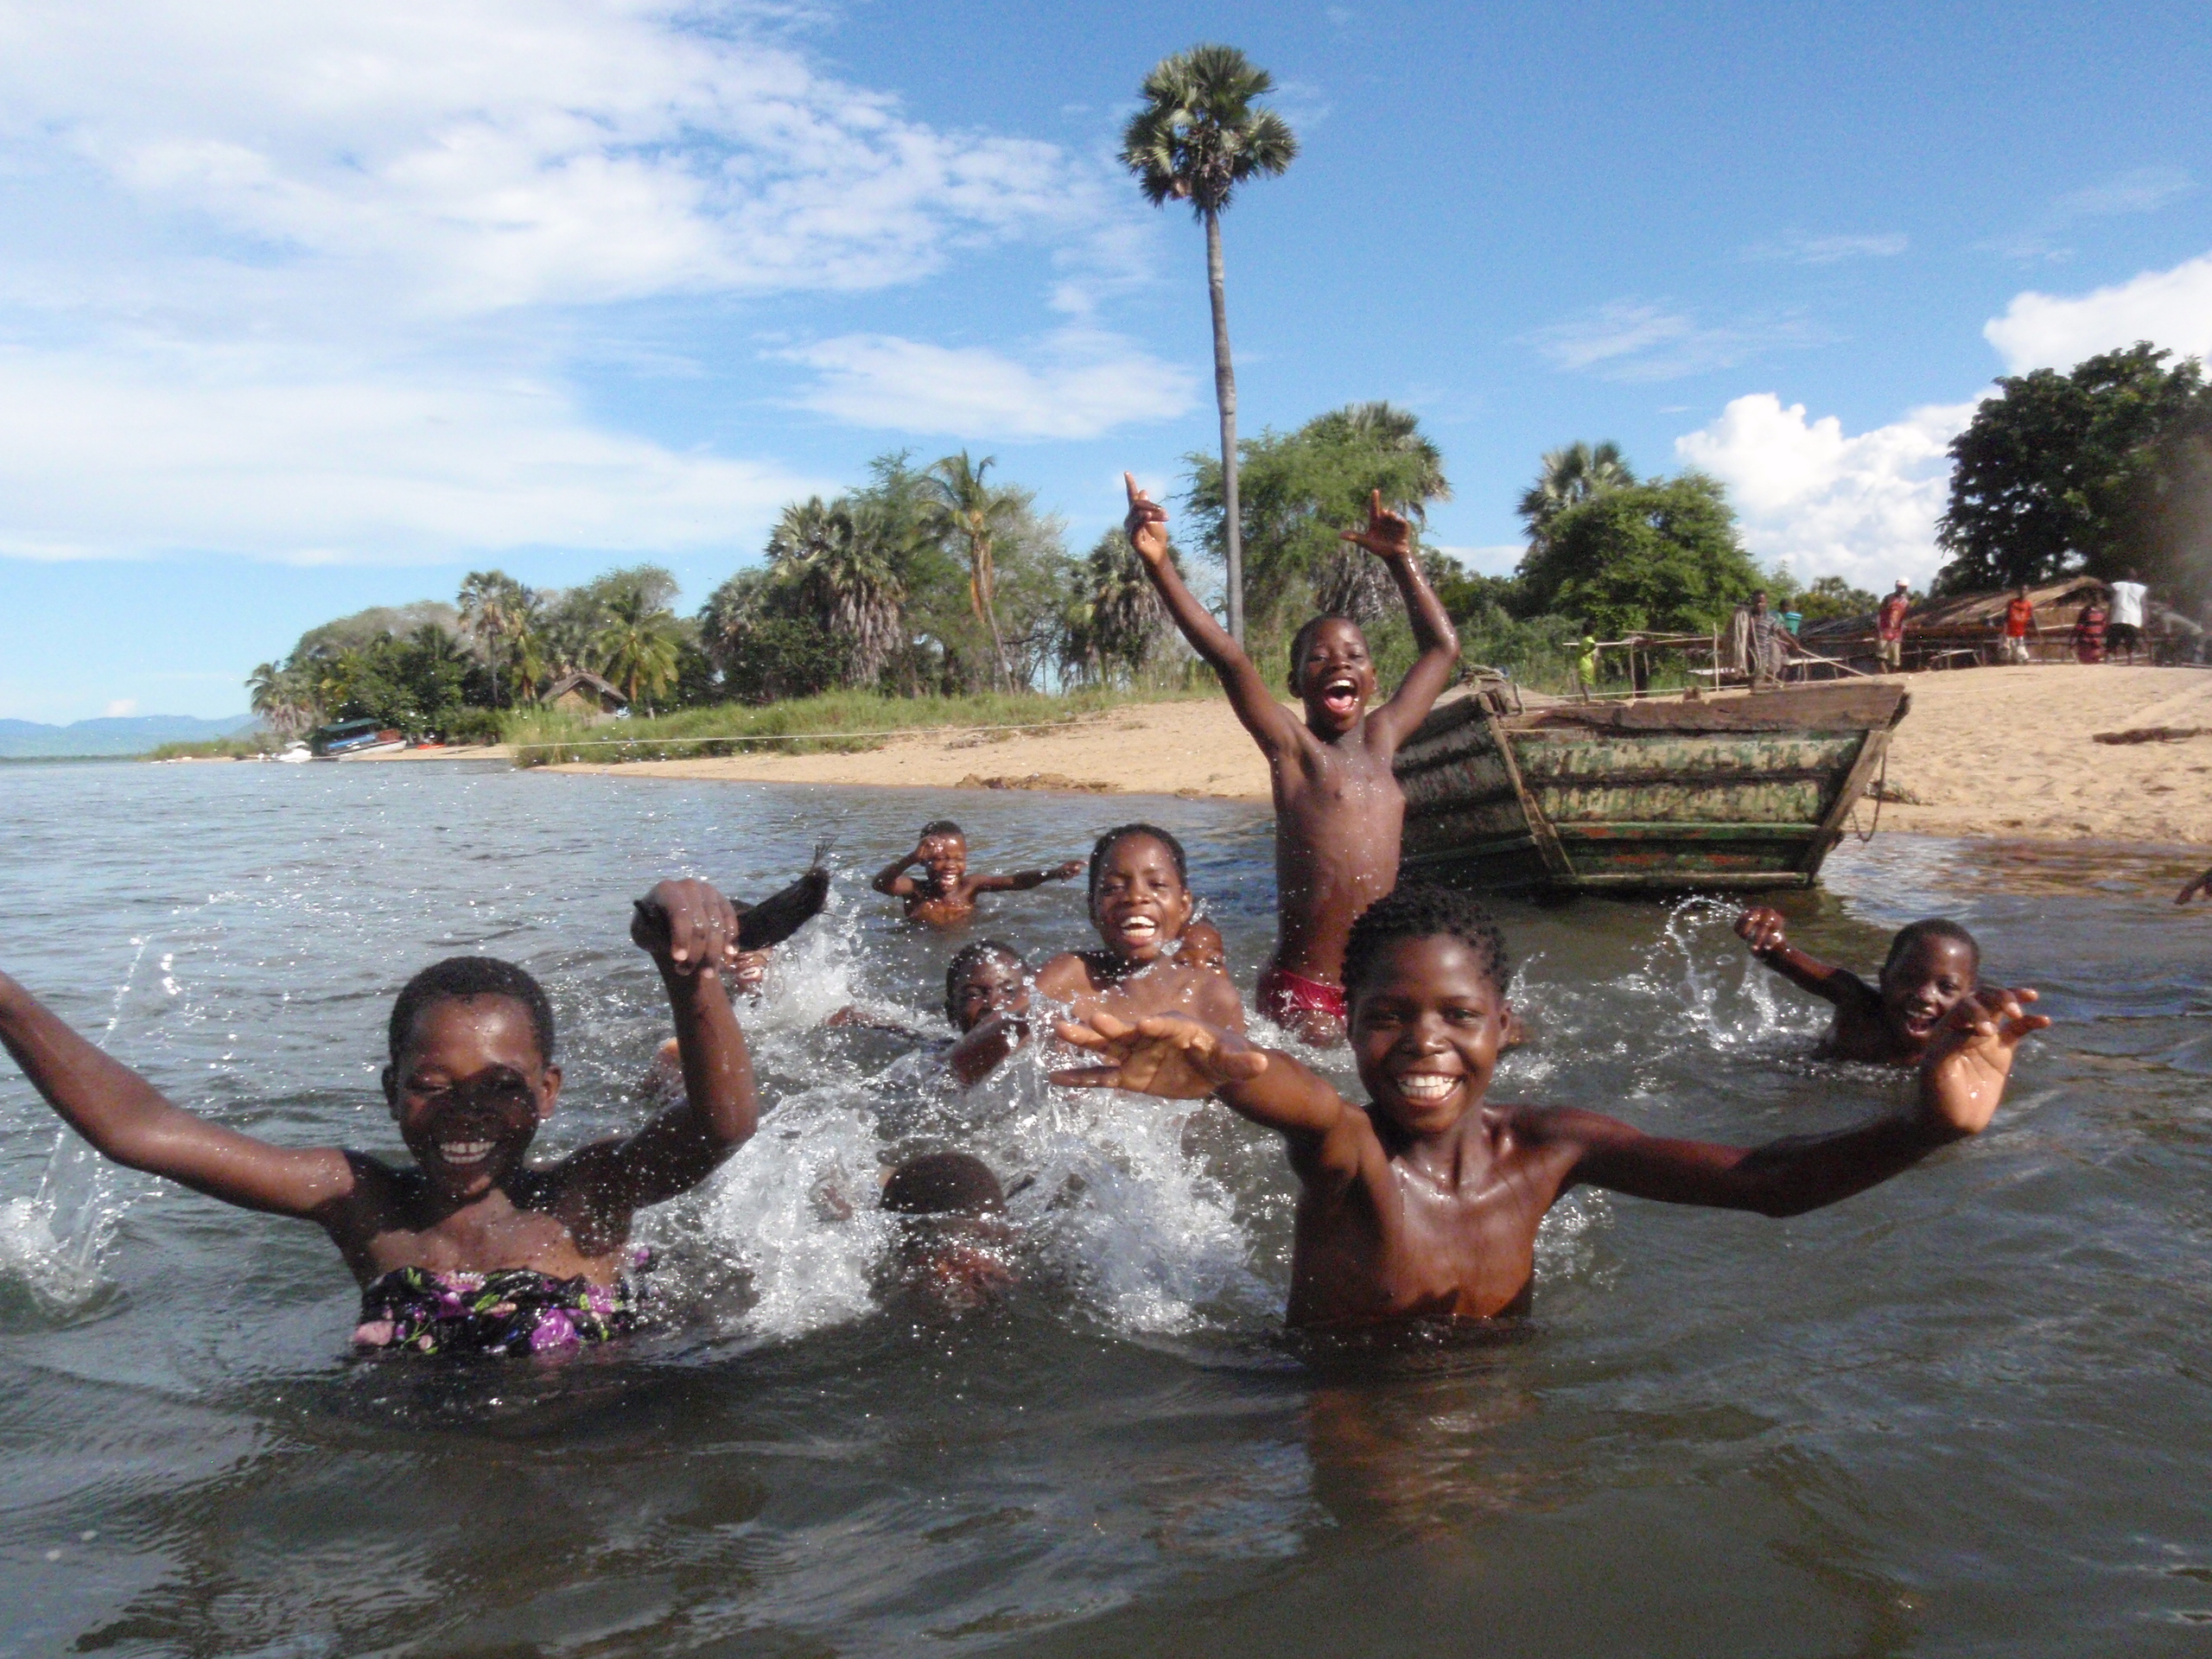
[1257,962,1348,1027]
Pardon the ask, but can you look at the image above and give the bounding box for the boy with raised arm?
[1735,908,1983,1067]
[1122,474,1459,1044]
[0,880,762,1355]
[1054,887,2044,1331]
[873,820,1084,928]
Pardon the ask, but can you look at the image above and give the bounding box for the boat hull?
[1394,683,1909,895]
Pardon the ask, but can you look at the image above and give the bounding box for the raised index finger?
[1123,471,1144,507]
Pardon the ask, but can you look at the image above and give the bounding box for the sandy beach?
[545,664,2212,847]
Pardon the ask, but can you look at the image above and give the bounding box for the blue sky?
[3,0,2209,721]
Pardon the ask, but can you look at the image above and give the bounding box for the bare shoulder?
[1034,951,1093,998]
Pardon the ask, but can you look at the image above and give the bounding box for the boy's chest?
[1368,1157,1564,1317]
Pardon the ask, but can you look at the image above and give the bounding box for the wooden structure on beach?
[1393,681,1910,896]
[1796,578,2202,671]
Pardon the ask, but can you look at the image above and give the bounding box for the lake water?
[1,759,2207,1656]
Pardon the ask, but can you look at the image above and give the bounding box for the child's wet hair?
[944,939,1026,1024]
[882,1151,1005,1217]
[1883,918,1980,976]
[919,819,964,841]
[388,957,557,1065]
[1087,823,1188,900]
[1341,886,1510,1001]
[1287,613,1363,695]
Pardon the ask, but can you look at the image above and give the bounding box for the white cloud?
[783,330,1196,441]
[1983,251,2212,373]
[1528,301,1831,382]
[1675,393,1976,589]
[0,344,823,563]
[1746,232,1909,265]
[103,699,138,717]
[1435,543,1522,577]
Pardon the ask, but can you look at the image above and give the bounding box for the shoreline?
[543,665,2212,849]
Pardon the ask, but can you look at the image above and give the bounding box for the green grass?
[502,686,1216,767]
[143,734,282,761]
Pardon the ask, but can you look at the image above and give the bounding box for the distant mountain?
[0,714,258,759]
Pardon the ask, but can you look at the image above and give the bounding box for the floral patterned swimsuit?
[352,1249,652,1357]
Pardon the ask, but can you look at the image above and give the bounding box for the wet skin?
[0,879,761,1289]
[1736,908,1980,1065]
[945,956,1037,1087]
[1035,832,1244,1033]
[1054,933,2044,1331]
[873,832,1084,927]
[1121,476,1459,1041]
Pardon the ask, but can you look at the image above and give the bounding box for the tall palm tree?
[1122,43,1298,646]
[807,507,907,690]
[246,662,315,737]
[924,452,1020,689]
[591,587,683,714]
[1065,531,1167,686]
[457,569,530,709]
[1516,442,1637,549]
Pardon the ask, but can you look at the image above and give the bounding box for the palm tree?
[591,586,683,713]
[457,569,530,709]
[1516,442,1637,550]
[924,453,1020,689]
[807,507,907,689]
[1122,43,1298,647]
[246,662,315,737]
[1065,531,1168,686]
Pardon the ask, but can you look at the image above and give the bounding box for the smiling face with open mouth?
[1295,618,1379,737]
[385,995,561,1199]
[1878,936,1979,1051]
[1089,834,1194,966]
[1348,935,1510,1141]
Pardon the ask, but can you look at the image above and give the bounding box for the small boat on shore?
[1393,680,1910,896]
[309,718,409,760]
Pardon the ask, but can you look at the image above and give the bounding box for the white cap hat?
[1894,578,1910,588]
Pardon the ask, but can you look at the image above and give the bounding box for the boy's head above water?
[1087,823,1192,963]
[945,940,1030,1032]
[916,819,968,888]
[1878,919,1980,1043]
[1287,613,1377,736]
[1341,887,1513,1139]
[383,957,562,1197]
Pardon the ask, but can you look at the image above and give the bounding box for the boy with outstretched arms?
[873,820,1084,927]
[1054,887,2044,1330]
[1122,474,1459,1044]
[1735,908,1982,1066]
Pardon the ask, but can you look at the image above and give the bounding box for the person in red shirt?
[2071,590,2109,664]
[1876,580,1911,671]
[2000,585,2039,664]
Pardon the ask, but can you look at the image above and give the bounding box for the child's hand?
[2177,868,2212,905]
[1122,473,1172,567]
[1051,1011,1268,1099]
[1735,906,1788,955]
[1916,986,2049,1137]
[1049,859,1084,881]
[632,879,746,976]
[1339,488,1412,562]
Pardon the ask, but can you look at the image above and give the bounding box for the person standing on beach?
[2107,570,2149,664]
[2072,588,2109,664]
[1999,585,2039,664]
[1119,474,1459,1044]
[1877,581,1911,673]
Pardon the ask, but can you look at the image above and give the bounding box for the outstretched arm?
[947,1011,1027,1087]
[1122,474,1301,753]
[871,847,924,898]
[1733,908,1873,1008]
[569,880,761,1216]
[0,970,359,1220]
[2177,868,2212,906]
[1052,1011,1362,1184]
[1348,491,1461,750]
[969,859,1085,895]
[1541,986,2046,1216]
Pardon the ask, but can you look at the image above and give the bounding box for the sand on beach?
[546,665,2212,847]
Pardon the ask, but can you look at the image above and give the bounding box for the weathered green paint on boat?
[1392,681,1910,895]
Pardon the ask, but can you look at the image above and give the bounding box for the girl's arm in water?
[563,880,762,1217]
[0,970,362,1220]
[1052,1012,1371,1192]
[1537,987,2045,1216]
[1733,907,1876,1008]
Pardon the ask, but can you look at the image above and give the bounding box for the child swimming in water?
[873,820,1085,927]
[880,1149,1018,1311]
[1121,474,1459,1045]
[1734,907,1982,1065]
[0,879,763,1356]
[1034,823,1243,1033]
[1053,886,2044,1331]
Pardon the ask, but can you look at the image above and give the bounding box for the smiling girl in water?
[1035,823,1243,1033]
[0,879,760,1356]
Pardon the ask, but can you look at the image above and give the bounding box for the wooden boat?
[1392,681,1910,895]
[308,717,409,760]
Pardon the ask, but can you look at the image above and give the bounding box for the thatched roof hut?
[543,671,629,718]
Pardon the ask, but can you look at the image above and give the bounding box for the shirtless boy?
[1054,886,2044,1330]
[1035,823,1243,1033]
[873,821,1084,926]
[1736,908,1982,1066]
[0,880,762,1354]
[1122,474,1459,1043]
